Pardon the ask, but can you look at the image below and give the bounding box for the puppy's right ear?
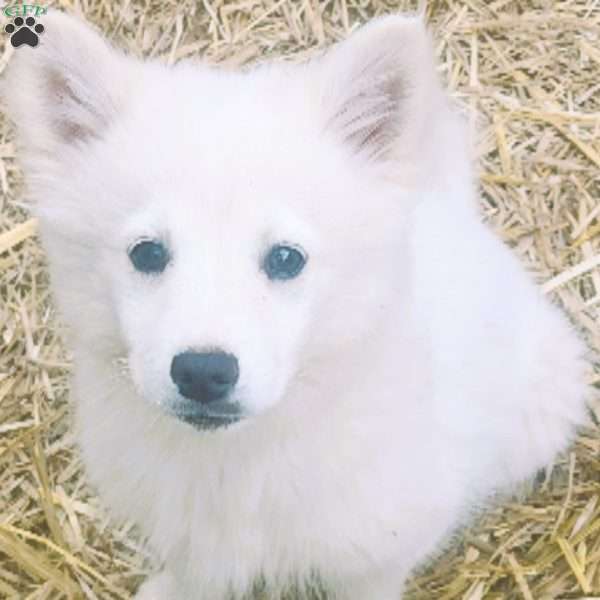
[2,11,136,160]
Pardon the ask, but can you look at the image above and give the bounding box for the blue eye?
[263,244,307,281]
[129,240,170,274]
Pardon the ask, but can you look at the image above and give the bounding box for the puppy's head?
[4,11,466,430]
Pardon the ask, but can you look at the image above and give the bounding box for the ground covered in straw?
[1,0,599,598]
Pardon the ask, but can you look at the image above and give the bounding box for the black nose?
[170,351,239,404]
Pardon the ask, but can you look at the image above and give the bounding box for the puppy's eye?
[128,240,170,274]
[263,244,307,281]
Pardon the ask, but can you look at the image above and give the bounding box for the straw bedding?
[0,0,599,598]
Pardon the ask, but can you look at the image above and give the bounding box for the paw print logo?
[4,16,44,48]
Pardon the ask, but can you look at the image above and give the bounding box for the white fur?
[3,11,588,599]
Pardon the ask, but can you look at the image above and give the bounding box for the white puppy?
[4,10,588,599]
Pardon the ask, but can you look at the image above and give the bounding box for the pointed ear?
[318,15,444,164]
[2,11,137,159]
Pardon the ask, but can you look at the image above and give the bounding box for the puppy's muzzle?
[170,351,242,430]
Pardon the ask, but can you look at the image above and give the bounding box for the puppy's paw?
[135,571,177,600]
[335,570,405,600]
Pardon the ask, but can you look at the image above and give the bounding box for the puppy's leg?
[135,571,178,599]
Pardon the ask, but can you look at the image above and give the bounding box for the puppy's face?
[107,127,399,428]
[5,12,451,430]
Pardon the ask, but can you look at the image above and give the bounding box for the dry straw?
[1,0,599,598]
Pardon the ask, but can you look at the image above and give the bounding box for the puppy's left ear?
[2,10,137,161]
[317,15,445,165]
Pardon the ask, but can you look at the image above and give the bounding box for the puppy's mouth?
[172,399,243,431]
